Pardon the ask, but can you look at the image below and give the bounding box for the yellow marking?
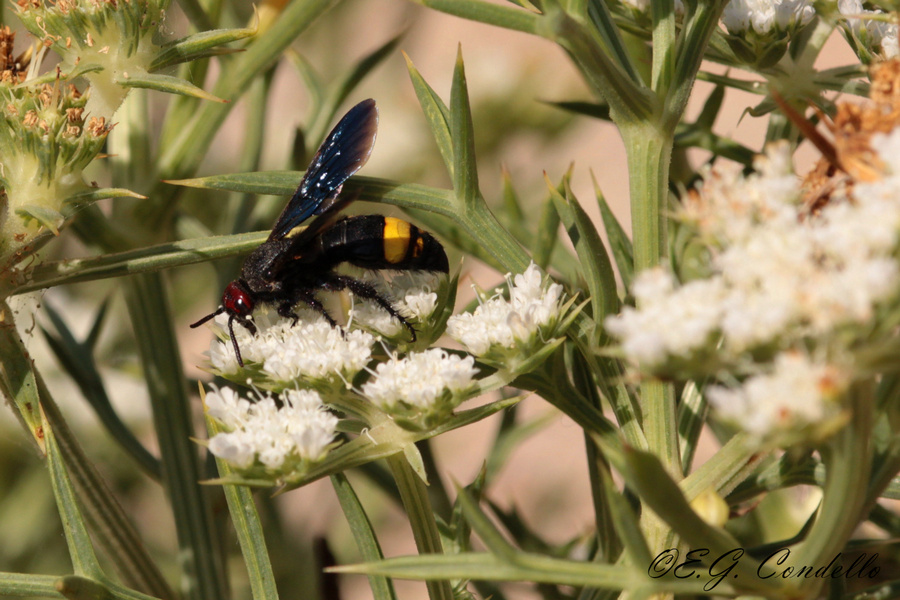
[383,217,411,263]
[414,237,425,257]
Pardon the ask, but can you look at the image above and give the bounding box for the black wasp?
[191,99,449,366]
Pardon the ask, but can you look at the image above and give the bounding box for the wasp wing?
[268,98,378,241]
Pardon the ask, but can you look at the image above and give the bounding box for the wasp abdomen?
[318,215,449,273]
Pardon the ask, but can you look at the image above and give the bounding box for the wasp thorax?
[223,280,255,317]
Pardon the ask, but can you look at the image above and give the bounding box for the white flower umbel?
[839,0,900,61]
[707,352,848,446]
[721,0,815,35]
[447,263,564,361]
[207,308,375,392]
[361,348,478,429]
[348,271,442,339]
[606,139,900,372]
[205,386,339,475]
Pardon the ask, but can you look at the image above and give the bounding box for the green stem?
[792,381,874,598]
[124,273,227,600]
[386,454,454,600]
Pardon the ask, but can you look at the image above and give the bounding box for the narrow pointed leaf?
[414,0,540,34]
[404,52,454,179]
[331,473,398,600]
[450,47,480,208]
[65,188,147,210]
[546,175,619,323]
[592,171,633,293]
[151,25,257,72]
[207,414,280,600]
[116,73,227,103]
[45,427,101,577]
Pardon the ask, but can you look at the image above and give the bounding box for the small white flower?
[447,263,563,358]
[361,349,478,423]
[205,386,338,472]
[208,308,375,389]
[707,352,847,443]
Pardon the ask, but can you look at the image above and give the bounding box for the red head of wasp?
[190,99,449,366]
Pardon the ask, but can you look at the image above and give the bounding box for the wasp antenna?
[228,315,245,367]
[190,307,224,328]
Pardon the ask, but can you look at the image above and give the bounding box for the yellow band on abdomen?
[383,217,411,263]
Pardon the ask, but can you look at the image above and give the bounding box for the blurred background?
[0,1,862,598]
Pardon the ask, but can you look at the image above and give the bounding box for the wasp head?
[190,279,258,367]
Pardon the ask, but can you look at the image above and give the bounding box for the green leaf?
[14,231,267,295]
[151,25,257,72]
[64,188,147,210]
[116,72,227,103]
[546,175,619,324]
[15,205,64,235]
[331,551,709,593]
[45,426,102,577]
[208,411,280,600]
[0,301,46,448]
[449,47,480,209]
[331,473,398,600]
[592,171,633,293]
[404,51,454,180]
[413,0,540,34]
[387,454,454,600]
[621,447,779,594]
[40,301,161,479]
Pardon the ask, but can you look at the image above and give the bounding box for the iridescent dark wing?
[268,98,378,241]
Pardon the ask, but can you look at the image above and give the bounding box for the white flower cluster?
[206,387,338,471]
[606,140,900,369]
[838,0,900,59]
[209,309,375,388]
[721,0,815,35]
[707,352,847,443]
[447,263,563,358]
[607,132,900,442]
[349,271,441,338]
[361,349,478,423]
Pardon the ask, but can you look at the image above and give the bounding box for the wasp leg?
[321,274,417,342]
[281,292,339,329]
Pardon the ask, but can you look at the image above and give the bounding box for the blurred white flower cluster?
[721,0,815,35]
[205,387,338,474]
[838,0,900,61]
[606,125,900,443]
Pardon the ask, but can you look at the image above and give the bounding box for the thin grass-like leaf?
[117,72,227,103]
[449,47,479,209]
[387,454,454,600]
[41,302,161,480]
[546,175,619,323]
[592,172,633,293]
[151,25,257,72]
[404,51,454,180]
[331,473,398,600]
